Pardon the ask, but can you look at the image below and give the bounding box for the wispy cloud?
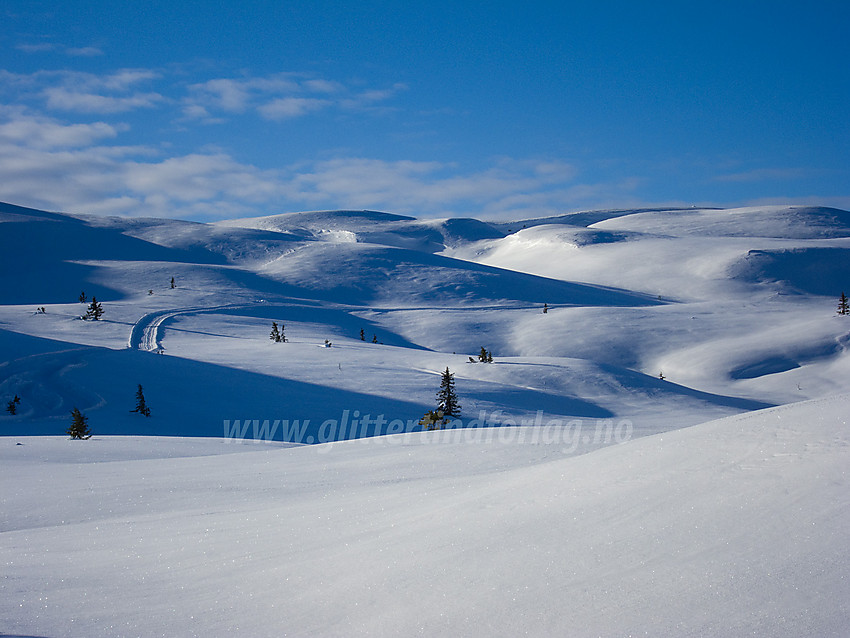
[41,69,164,113]
[340,83,408,110]
[0,68,166,114]
[183,73,405,122]
[0,108,122,148]
[714,167,815,183]
[64,46,104,57]
[16,42,57,53]
[279,157,626,219]
[16,42,105,57]
[0,66,643,219]
[258,97,330,120]
[43,87,164,113]
[0,103,620,220]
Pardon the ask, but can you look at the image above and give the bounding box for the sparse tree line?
[469,347,493,364]
[67,384,151,439]
[269,323,392,347]
[73,278,179,321]
[5,384,152,440]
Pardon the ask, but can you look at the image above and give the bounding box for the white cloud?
[0,111,121,148]
[43,87,164,113]
[0,69,166,114]
[0,112,608,219]
[714,167,815,183]
[39,69,165,113]
[16,43,57,53]
[258,97,330,120]
[0,67,631,220]
[183,73,406,122]
[186,75,302,114]
[279,157,608,219]
[303,79,344,93]
[340,83,408,110]
[65,46,105,57]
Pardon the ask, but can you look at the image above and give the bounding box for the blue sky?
[1,1,848,220]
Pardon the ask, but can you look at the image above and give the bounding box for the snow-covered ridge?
[2,200,849,439]
[2,200,849,635]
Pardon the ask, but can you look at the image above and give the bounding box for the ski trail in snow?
[128,303,267,352]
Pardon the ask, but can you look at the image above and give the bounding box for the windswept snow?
[1,396,847,637]
[2,201,850,635]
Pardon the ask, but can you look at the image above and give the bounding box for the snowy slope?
[1,395,847,637]
[218,208,505,252]
[2,202,850,440]
[2,201,850,636]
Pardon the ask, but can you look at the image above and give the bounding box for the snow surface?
[2,200,850,635]
[1,397,848,637]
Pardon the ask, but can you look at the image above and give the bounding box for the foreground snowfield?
[2,201,850,635]
[2,396,848,637]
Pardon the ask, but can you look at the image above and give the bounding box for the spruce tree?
[270,322,281,342]
[543,303,548,314]
[279,323,286,342]
[6,399,16,415]
[479,346,488,363]
[85,297,103,321]
[79,291,87,303]
[170,277,176,289]
[360,328,366,341]
[372,334,378,344]
[839,292,849,316]
[68,407,92,439]
[131,384,150,417]
[437,367,461,417]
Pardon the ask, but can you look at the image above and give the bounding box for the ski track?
[128,303,268,352]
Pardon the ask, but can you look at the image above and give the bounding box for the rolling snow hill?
[1,200,849,636]
[1,395,847,637]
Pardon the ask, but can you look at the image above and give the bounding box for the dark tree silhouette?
[68,407,92,439]
[437,367,461,417]
[131,384,151,417]
[85,297,103,321]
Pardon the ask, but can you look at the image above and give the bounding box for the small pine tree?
[360,328,366,341]
[486,350,493,364]
[270,322,281,342]
[79,291,87,303]
[479,346,488,363]
[543,303,548,314]
[68,407,92,439]
[838,292,849,316]
[170,277,176,289]
[437,367,461,417]
[85,297,103,321]
[6,399,16,415]
[279,323,286,342]
[131,384,151,417]
[372,334,378,344]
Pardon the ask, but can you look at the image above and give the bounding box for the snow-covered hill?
[1,200,849,635]
[2,201,849,435]
[2,395,847,637]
